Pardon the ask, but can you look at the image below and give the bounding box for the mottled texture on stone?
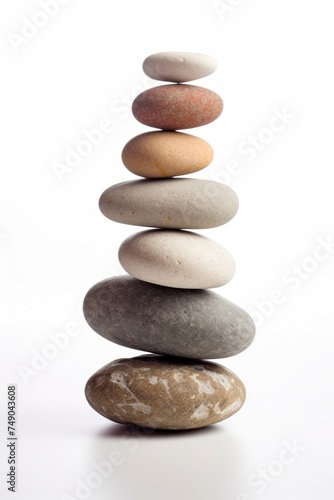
[99,179,238,229]
[85,355,246,430]
[121,131,214,178]
[83,276,255,359]
[132,85,223,130]
[142,52,218,83]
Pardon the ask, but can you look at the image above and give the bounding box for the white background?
[1,0,334,499]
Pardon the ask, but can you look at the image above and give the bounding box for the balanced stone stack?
[84,52,256,431]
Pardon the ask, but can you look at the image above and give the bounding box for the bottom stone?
[85,355,246,430]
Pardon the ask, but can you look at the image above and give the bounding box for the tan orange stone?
[121,130,213,178]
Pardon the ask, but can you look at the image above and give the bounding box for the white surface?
[1,0,334,499]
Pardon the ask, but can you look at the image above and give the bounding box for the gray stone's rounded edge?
[82,275,256,359]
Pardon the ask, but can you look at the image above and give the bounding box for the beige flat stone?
[99,178,238,229]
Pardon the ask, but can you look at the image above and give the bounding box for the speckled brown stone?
[99,178,239,229]
[132,84,223,130]
[85,355,246,430]
[121,131,214,178]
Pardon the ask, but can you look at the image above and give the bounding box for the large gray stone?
[83,276,256,359]
[85,355,246,430]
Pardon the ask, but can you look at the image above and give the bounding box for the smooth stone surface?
[122,131,214,178]
[142,51,218,83]
[83,276,256,359]
[118,229,235,289]
[85,355,246,430]
[132,84,223,130]
[99,179,239,229]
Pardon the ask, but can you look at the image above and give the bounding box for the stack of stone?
[84,52,255,431]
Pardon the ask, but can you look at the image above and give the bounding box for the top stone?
[143,52,218,83]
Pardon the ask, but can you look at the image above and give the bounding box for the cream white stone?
[118,229,235,289]
[143,51,218,83]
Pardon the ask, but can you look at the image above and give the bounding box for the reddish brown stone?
[132,84,223,130]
